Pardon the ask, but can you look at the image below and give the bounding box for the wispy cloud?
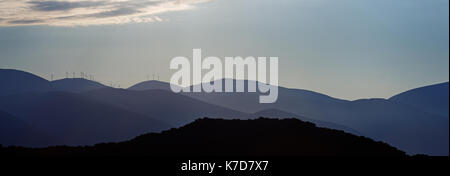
[28,0,107,11]
[0,0,211,26]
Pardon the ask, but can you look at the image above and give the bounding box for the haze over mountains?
[0,69,448,155]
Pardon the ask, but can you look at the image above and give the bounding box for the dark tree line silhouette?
[1,118,406,157]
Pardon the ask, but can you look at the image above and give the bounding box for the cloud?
[28,1,107,11]
[0,0,211,26]
[8,19,45,24]
[86,7,141,18]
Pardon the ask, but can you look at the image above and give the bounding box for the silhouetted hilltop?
[253,109,361,135]
[1,118,406,156]
[0,69,109,96]
[0,69,50,96]
[50,78,107,93]
[1,69,447,155]
[128,80,176,91]
[390,82,449,117]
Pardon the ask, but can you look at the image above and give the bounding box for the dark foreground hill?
[1,118,406,156]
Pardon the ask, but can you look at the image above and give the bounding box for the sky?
[0,0,448,100]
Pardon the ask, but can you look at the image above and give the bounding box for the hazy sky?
[0,0,448,100]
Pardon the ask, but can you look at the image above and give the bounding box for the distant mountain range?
[126,79,449,156]
[0,118,406,156]
[0,69,107,95]
[0,69,448,155]
[83,88,251,127]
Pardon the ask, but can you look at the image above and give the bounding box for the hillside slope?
[83,88,253,127]
[390,82,449,117]
[50,78,107,93]
[0,110,56,147]
[0,69,50,96]
[1,118,406,156]
[0,92,170,146]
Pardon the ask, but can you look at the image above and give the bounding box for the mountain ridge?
[389,82,449,117]
[1,69,448,155]
[0,69,109,95]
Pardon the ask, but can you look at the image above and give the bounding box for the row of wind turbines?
[49,72,161,88]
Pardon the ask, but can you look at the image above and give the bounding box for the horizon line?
[2,68,448,101]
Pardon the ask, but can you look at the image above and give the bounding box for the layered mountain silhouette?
[124,80,358,133]
[0,69,448,156]
[390,82,449,117]
[0,91,170,146]
[128,79,449,155]
[1,118,406,156]
[83,88,252,127]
